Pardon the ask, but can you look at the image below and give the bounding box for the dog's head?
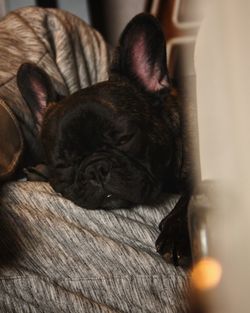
[17,14,181,209]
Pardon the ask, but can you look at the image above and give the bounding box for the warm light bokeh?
[191,257,222,291]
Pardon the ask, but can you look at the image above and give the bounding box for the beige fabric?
[0,181,189,313]
[0,98,23,180]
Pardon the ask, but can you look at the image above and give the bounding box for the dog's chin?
[52,182,136,210]
[70,193,135,210]
[52,178,164,210]
[99,195,134,210]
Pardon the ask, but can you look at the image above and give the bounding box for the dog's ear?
[110,13,169,93]
[17,63,57,130]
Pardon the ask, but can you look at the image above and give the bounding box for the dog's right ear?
[110,13,170,94]
[17,63,58,130]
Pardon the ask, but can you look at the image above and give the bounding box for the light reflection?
[191,257,222,290]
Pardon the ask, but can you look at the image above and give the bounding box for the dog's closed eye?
[117,134,134,146]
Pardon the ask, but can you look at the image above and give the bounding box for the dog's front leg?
[156,194,191,267]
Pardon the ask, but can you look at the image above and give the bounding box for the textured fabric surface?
[0,182,189,313]
[0,98,23,180]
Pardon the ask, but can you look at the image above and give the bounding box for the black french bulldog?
[17,14,194,265]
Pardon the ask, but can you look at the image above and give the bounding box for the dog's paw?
[156,208,191,267]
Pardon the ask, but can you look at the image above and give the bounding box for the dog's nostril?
[98,163,109,178]
[85,161,111,184]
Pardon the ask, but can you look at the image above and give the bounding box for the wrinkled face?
[41,81,173,209]
[17,13,178,209]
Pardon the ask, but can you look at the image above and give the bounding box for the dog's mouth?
[99,193,134,210]
[50,151,163,210]
[51,172,161,210]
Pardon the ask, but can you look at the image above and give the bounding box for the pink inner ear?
[132,35,169,92]
[31,80,47,126]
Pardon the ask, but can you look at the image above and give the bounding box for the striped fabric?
[0,7,189,312]
[0,182,189,313]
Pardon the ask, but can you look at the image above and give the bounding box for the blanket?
[0,182,189,313]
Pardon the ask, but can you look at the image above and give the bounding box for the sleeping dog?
[1,9,194,265]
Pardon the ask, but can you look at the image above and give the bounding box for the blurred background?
[0,0,204,81]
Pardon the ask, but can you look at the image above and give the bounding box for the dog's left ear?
[17,63,58,131]
[110,13,169,93]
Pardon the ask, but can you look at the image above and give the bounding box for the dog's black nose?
[84,160,111,185]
